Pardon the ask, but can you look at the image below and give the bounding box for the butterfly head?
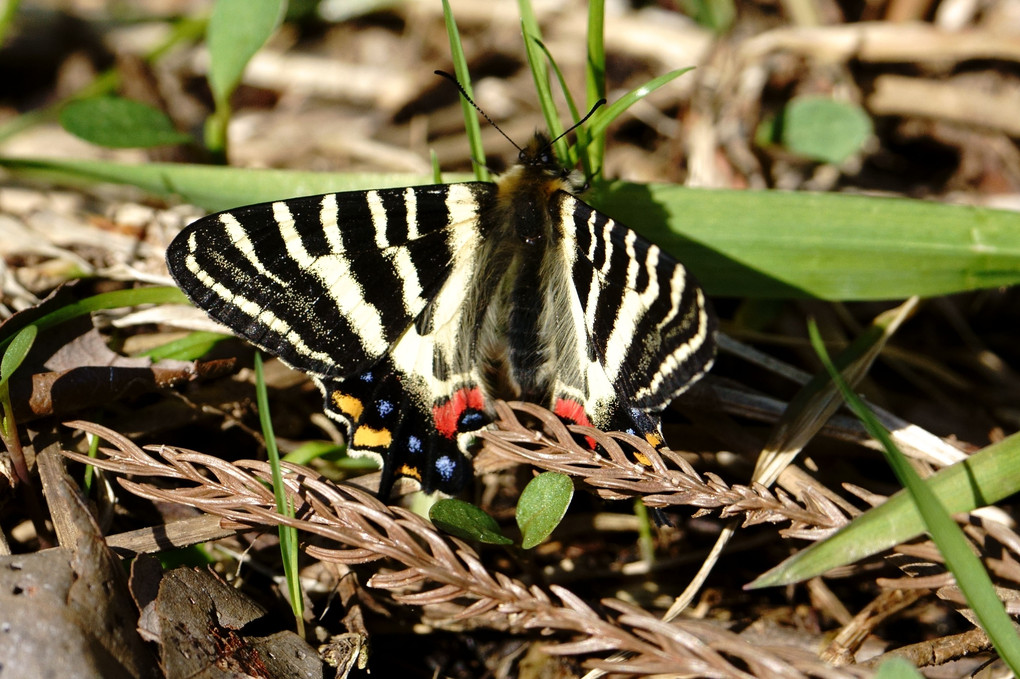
[515,133,585,194]
[518,133,557,168]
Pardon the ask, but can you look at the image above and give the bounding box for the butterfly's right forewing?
[557,193,715,424]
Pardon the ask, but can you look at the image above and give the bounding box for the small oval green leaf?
[207,0,284,106]
[517,472,573,549]
[429,499,513,545]
[59,97,192,148]
[776,96,873,164]
[0,325,38,389]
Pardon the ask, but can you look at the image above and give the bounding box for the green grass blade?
[430,148,442,184]
[0,287,188,354]
[0,0,22,47]
[531,38,594,176]
[82,426,101,495]
[0,324,37,440]
[585,68,694,142]
[254,352,305,635]
[440,0,488,182]
[750,428,1020,588]
[136,331,231,361]
[0,325,37,391]
[0,157,436,212]
[534,40,580,125]
[518,0,566,159]
[796,322,1020,671]
[585,0,606,171]
[752,299,916,487]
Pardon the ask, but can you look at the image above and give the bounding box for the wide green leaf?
[207,0,285,107]
[592,181,1020,300]
[3,157,1020,300]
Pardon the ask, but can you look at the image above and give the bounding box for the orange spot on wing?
[352,425,392,449]
[331,393,364,421]
[398,464,422,481]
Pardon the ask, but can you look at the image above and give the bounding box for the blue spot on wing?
[459,410,487,430]
[435,455,457,482]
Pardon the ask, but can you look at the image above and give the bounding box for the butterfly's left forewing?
[167,185,487,379]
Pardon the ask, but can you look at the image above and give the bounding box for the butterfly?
[166,100,716,500]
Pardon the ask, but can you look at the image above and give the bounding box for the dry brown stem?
[481,401,847,535]
[60,419,864,677]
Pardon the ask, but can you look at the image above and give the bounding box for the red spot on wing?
[432,387,486,439]
[554,398,591,426]
[554,397,596,449]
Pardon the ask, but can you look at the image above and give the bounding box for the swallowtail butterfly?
[166,102,716,500]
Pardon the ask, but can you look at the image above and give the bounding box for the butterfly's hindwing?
[315,361,475,497]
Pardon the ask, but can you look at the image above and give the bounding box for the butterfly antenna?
[435,70,522,153]
[547,98,607,148]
